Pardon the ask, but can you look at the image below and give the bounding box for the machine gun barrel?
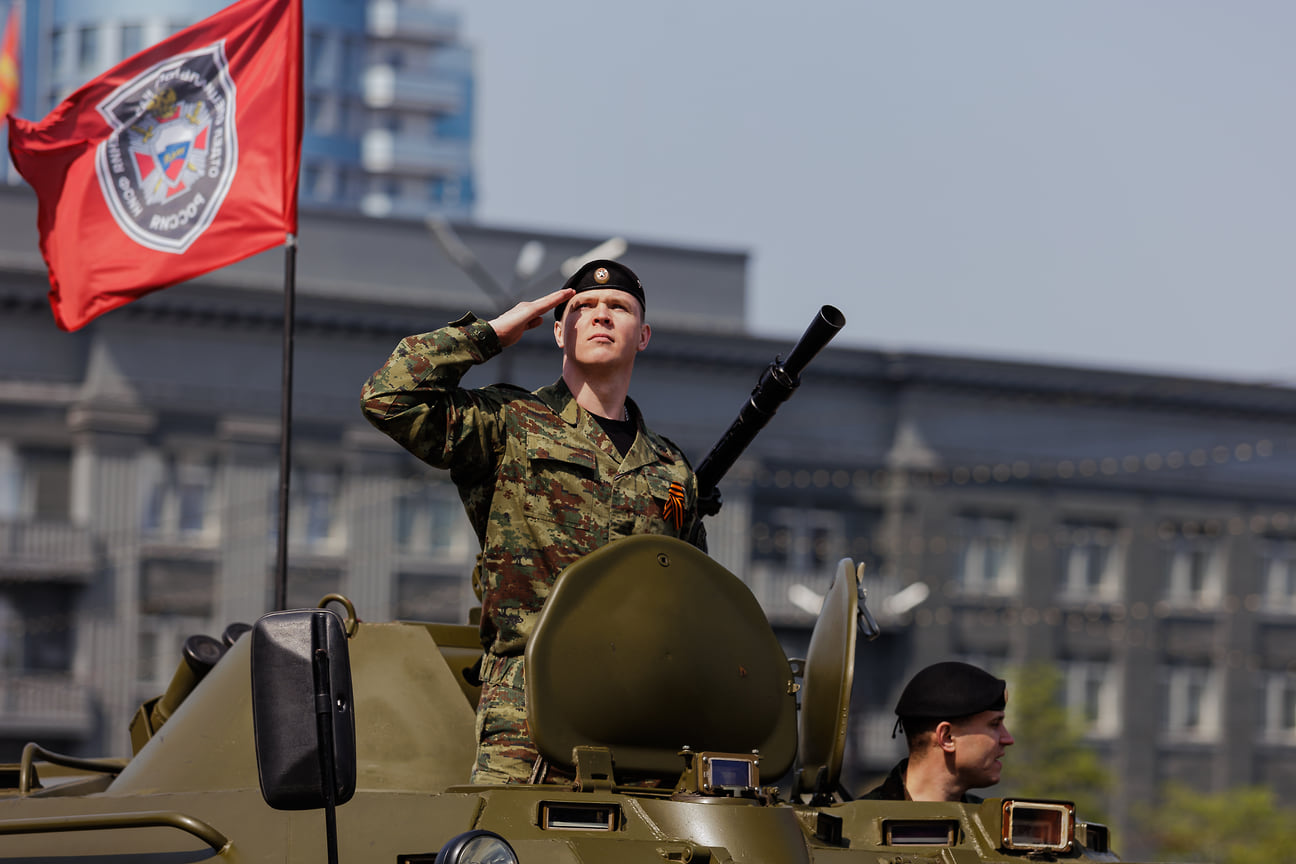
[694,305,845,515]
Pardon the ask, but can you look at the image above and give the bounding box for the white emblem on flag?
[94,43,238,254]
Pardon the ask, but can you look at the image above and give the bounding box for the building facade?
[2,0,475,218]
[1,185,1295,856]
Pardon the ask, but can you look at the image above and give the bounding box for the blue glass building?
[2,0,475,218]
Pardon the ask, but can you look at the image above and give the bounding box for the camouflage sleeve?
[360,313,509,478]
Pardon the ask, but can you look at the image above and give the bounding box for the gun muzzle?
[782,305,846,381]
[694,305,846,512]
[148,634,227,731]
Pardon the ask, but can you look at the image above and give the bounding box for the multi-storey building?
[2,0,475,218]
[2,182,1296,858]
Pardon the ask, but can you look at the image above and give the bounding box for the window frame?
[955,513,1020,596]
[1058,520,1122,602]
[1163,663,1221,742]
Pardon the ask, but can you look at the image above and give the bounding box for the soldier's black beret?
[554,259,646,321]
[895,661,1006,721]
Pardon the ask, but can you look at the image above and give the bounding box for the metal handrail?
[0,810,230,853]
[18,743,128,796]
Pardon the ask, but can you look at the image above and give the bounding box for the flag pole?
[274,0,304,613]
[274,233,297,611]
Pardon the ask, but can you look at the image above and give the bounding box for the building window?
[136,630,158,682]
[383,47,407,71]
[394,483,462,557]
[440,177,461,207]
[289,469,345,554]
[751,507,846,575]
[50,28,66,76]
[955,514,1018,595]
[140,454,219,543]
[303,164,321,202]
[140,558,216,618]
[337,167,360,203]
[1064,660,1119,737]
[307,94,336,134]
[306,29,330,85]
[120,23,144,58]
[395,572,467,621]
[76,26,98,71]
[1261,672,1296,743]
[282,565,342,610]
[17,447,72,522]
[1059,521,1121,601]
[1260,538,1296,613]
[1164,664,1220,741]
[1164,527,1224,607]
[0,586,75,673]
[0,443,19,518]
[0,592,19,671]
[342,37,361,85]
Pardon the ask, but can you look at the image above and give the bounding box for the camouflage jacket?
[361,313,707,655]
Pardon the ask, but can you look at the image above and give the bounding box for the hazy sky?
[459,2,1296,384]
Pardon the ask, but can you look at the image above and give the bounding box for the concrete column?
[217,416,279,625]
[1016,495,1059,665]
[68,404,156,758]
[343,425,418,621]
[342,469,398,618]
[1216,517,1258,790]
[905,484,955,666]
[1111,505,1164,855]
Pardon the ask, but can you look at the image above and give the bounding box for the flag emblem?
[95,43,238,254]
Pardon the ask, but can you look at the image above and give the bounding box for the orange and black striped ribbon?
[663,481,686,531]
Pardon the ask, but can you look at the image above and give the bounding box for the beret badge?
[554,259,646,320]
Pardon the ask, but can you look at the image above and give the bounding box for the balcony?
[364,66,463,113]
[361,130,471,177]
[367,0,460,43]
[0,674,94,737]
[0,521,96,583]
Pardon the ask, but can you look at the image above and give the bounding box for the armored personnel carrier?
[0,533,1133,863]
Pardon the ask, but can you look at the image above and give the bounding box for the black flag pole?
[274,233,297,612]
[273,0,305,614]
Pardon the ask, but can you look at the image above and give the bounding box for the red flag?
[6,0,302,331]
[0,4,18,119]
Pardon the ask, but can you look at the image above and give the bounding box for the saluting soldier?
[361,259,706,784]
[863,661,1015,802]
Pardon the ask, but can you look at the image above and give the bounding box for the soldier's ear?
[935,721,957,753]
[637,322,651,352]
[553,317,564,349]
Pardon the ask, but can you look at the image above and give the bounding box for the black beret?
[895,661,1006,721]
[553,259,646,321]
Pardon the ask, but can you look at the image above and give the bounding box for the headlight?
[434,830,519,864]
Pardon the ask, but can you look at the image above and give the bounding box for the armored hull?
[1,535,1131,864]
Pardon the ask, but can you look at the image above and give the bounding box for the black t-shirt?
[592,412,637,457]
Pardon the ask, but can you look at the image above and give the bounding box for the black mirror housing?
[251,609,357,810]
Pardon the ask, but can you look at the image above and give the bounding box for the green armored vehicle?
[1,533,1133,864]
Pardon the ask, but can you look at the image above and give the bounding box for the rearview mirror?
[251,609,357,810]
